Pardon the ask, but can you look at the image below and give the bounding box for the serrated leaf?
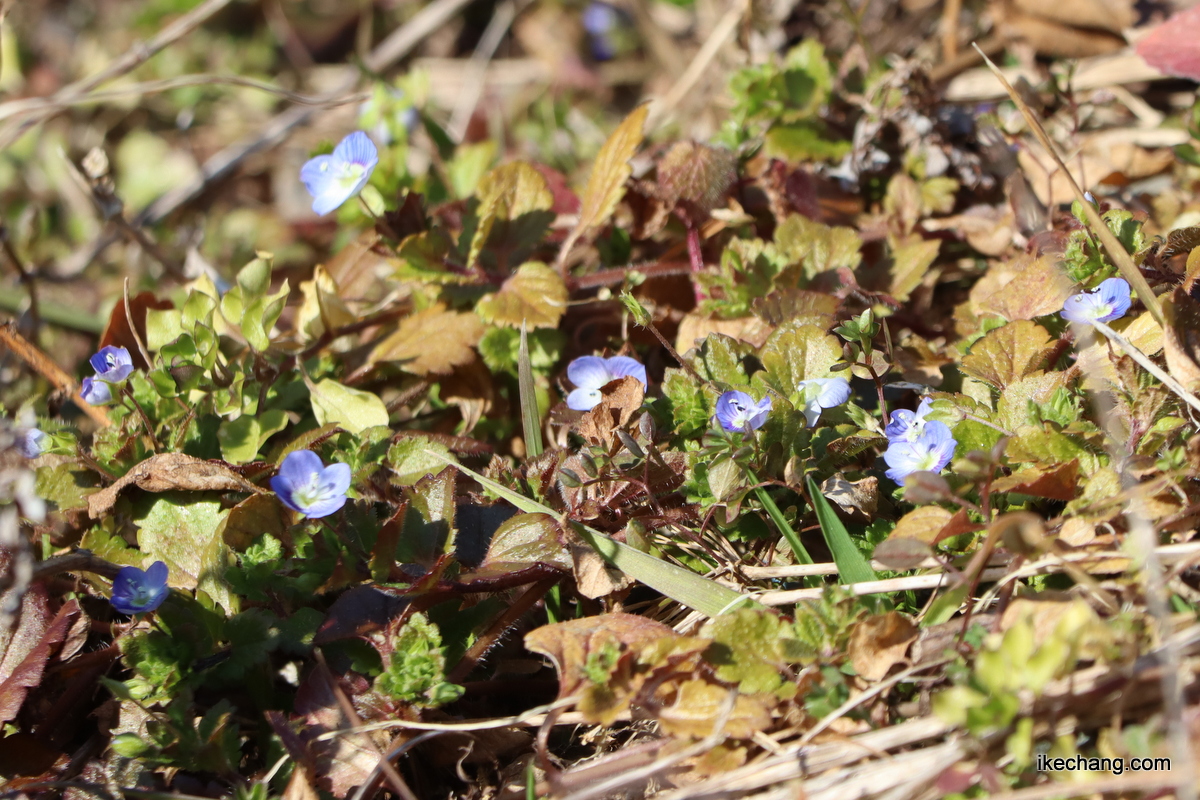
[773,213,862,278]
[558,105,649,267]
[656,141,736,220]
[309,379,389,434]
[476,263,567,329]
[889,238,940,302]
[758,321,843,396]
[960,320,1057,391]
[369,304,484,375]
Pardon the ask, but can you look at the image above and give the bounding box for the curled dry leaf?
[575,375,646,447]
[87,452,261,519]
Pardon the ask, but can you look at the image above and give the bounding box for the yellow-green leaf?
[309,379,388,434]
[476,262,568,329]
[757,321,843,396]
[889,238,940,302]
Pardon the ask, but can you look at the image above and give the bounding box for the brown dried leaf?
[87,453,260,519]
[1012,0,1134,35]
[368,304,484,376]
[888,505,953,544]
[848,612,917,682]
[960,320,1057,390]
[0,592,81,724]
[654,679,773,739]
[524,613,674,693]
[992,461,1080,501]
[575,376,645,448]
[1163,287,1200,390]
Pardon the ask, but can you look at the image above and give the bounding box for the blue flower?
[582,2,621,60]
[566,355,648,411]
[300,131,379,216]
[271,450,352,519]
[714,390,771,432]
[796,377,851,427]
[883,420,956,486]
[110,561,169,615]
[1061,277,1131,325]
[89,346,134,383]
[80,376,113,406]
[20,428,48,458]
[884,398,934,444]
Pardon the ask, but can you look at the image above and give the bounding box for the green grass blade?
[518,323,543,459]
[428,451,754,617]
[754,486,813,565]
[806,476,877,584]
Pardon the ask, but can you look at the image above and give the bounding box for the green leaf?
[134,493,236,614]
[518,324,543,459]
[309,379,389,435]
[758,321,843,397]
[476,262,567,329]
[806,476,876,584]
[375,612,463,706]
[388,438,458,486]
[428,452,754,618]
[447,140,498,199]
[217,409,289,464]
[773,214,862,278]
[703,608,799,696]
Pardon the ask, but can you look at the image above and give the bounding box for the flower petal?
[567,356,612,391]
[567,387,603,411]
[277,450,324,486]
[1094,277,1131,321]
[80,377,113,406]
[319,462,353,499]
[333,131,379,168]
[144,560,169,589]
[813,377,851,409]
[604,356,648,388]
[300,155,336,196]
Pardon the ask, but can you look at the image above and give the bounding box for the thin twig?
[0,224,39,340]
[0,322,110,426]
[1092,320,1200,418]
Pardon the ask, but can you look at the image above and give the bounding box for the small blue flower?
[884,398,934,444]
[80,376,113,406]
[20,428,48,458]
[300,131,379,216]
[714,390,772,432]
[110,561,170,615]
[1061,277,1131,325]
[271,450,352,519]
[883,420,957,486]
[796,377,851,427]
[582,2,621,60]
[566,355,648,411]
[89,346,134,383]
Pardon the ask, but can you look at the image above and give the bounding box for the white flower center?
[293,472,327,509]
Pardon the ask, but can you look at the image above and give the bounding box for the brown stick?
[0,322,109,426]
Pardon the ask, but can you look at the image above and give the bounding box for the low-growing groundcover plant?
[2,8,1200,800]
